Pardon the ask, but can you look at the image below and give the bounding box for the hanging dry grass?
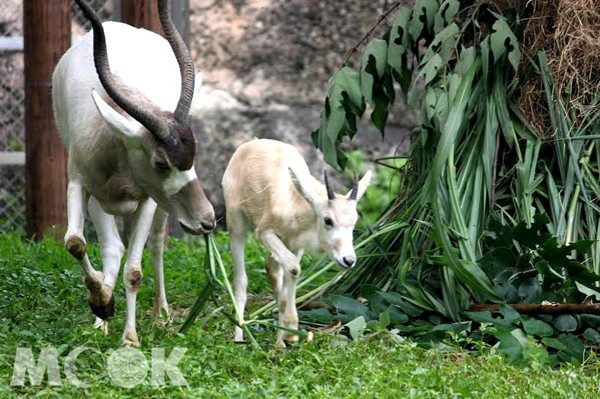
[519,0,600,134]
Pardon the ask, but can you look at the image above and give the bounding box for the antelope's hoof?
[88,294,115,320]
[66,236,86,260]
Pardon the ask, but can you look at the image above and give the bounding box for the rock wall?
[0,0,418,229]
[187,0,417,216]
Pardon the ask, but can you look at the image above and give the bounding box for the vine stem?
[341,2,402,67]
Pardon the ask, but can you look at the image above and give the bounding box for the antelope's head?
[77,0,215,234]
[291,169,372,269]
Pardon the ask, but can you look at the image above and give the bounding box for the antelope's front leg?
[122,198,157,346]
[88,196,126,334]
[64,180,114,319]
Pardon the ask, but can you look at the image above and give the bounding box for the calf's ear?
[346,170,372,201]
[289,167,322,211]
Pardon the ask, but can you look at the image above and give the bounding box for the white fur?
[163,168,197,196]
[222,139,372,346]
[52,21,214,346]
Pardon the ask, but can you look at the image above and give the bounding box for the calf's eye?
[324,217,334,227]
[155,161,170,171]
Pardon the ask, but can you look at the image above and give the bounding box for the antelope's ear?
[91,89,142,140]
[289,167,320,209]
[346,170,373,201]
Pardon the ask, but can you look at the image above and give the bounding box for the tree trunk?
[121,0,162,33]
[24,0,69,239]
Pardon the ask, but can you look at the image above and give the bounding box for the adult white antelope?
[52,0,215,346]
[222,139,372,346]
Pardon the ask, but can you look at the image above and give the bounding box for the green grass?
[1,234,600,398]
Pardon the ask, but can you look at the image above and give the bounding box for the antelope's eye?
[324,217,334,228]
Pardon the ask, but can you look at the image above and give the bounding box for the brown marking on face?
[160,121,197,171]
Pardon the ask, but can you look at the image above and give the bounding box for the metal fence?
[0,1,113,235]
[0,0,27,235]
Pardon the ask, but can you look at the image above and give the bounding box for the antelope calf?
[222,139,371,346]
[52,0,215,345]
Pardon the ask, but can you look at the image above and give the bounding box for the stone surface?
[1,0,419,225]
[188,0,418,216]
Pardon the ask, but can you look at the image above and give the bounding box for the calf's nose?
[342,256,356,268]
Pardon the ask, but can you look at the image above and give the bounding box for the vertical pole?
[23,0,69,239]
[171,0,190,47]
[120,0,162,32]
[119,0,190,44]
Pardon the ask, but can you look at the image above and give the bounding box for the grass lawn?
[1,233,599,398]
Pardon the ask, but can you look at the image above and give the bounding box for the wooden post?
[119,1,190,44]
[121,0,163,32]
[23,0,69,239]
[171,0,190,47]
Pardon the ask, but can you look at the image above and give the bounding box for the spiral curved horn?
[74,0,170,140]
[157,0,195,122]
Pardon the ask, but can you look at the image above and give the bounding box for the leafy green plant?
[480,214,600,305]
[306,0,600,365]
[342,150,404,227]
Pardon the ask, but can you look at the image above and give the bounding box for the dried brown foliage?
[519,0,600,134]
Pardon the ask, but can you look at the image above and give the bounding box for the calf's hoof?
[283,332,300,344]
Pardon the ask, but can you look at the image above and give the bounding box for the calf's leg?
[228,211,248,342]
